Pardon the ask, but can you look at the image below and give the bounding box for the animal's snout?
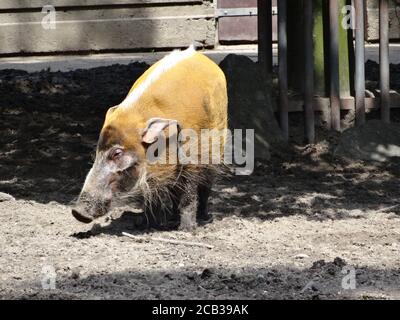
[71,192,111,224]
[71,208,94,224]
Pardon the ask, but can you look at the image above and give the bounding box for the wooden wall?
[0,0,215,55]
[0,1,398,56]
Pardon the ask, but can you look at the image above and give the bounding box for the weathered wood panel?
[0,0,203,10]
[0,6,213,23]
[217,0,277,44]
[217,0,257,8]
[0,4,215,54]
[217,0,256,43]
[219,16,258,43]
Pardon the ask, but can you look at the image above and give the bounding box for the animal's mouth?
[71,209,94,224]
[71,195,112,224]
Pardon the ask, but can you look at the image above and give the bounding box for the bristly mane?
[119,45,196,109]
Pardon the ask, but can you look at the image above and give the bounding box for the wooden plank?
[338,0,351,97]
[380,0,390,122]
[217,0,277,44]
[257,0,272,74]
[218,16,257,43]
[313,0,327,96]
[218,15,276,43]
[0,8,215,54]
[278,0,288,141]
[0,5,214,23]
[0,0,202,10]
[354,0,366,125]
[218,0,257,9]
[273,92,400,113]
[304,0,315,143]
[329,0,341,131]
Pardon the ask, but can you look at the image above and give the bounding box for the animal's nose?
[71,208,93,224]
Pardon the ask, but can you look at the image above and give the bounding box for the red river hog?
[72,45,228,229]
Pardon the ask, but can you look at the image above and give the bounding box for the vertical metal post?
[329,0,341,131]
[278,0,289,140]
[380,0,390,123]
[304,0,315,144]
[258,0,273,76]
[354,0,366,125]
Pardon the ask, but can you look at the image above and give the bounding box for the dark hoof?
[197,214,213,226]
[164,219,181,230]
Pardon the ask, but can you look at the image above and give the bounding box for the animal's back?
[126,48,228,134]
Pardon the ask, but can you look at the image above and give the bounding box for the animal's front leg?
[165,186,183,229]
[196,183,213,225]
[143,199,162,228]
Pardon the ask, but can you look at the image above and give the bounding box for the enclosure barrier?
[380,0,390,123]
[277,0,289,141]
[304,0,315,143]
[355,0,366,125]
[258,0,393,143]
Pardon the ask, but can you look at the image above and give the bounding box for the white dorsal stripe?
[119,45,196,109]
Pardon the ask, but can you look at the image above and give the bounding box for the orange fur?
[100,49,228,190]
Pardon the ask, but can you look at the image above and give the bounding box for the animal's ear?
[141,117,180,144]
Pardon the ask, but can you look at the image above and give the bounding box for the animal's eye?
[110,148,124,160]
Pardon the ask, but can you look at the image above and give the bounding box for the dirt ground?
[0,63,400,300]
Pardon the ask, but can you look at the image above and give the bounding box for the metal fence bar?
[354,0,366,125]
[329,0,341,131]
[304,0,315,143]
[278,0,288,140]
[257,0,273,76]
[380,0,390,123]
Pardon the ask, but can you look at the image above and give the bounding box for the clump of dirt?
[219,54,285,160]
[334,120,400,162]
[0,62,400,300]
[365,60,400,91]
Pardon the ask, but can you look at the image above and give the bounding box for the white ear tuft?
[141,118,180,144]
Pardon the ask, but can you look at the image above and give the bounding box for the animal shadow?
[71,210,180,239]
